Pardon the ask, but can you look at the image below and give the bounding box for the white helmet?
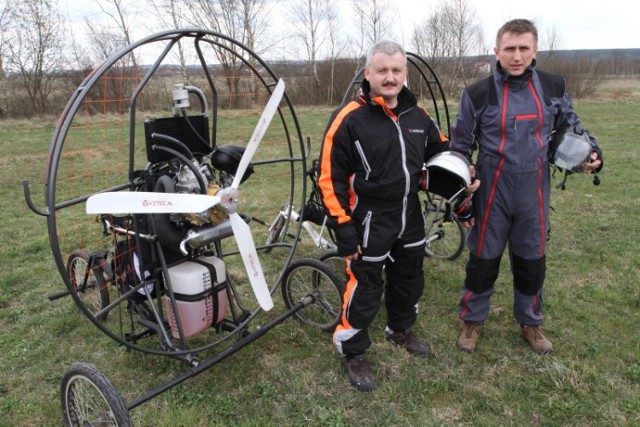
[425,151,471,201]
[549,127,592,173]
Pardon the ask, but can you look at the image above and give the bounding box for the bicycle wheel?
[61,363,130,426]
[67,250,110,320]
[319,251,347,281]
[281,258,344,333]
[423,205,466,261]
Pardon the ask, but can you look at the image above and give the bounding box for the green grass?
[1,90,639,426]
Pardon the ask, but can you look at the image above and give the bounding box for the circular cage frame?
[24,28,310,357]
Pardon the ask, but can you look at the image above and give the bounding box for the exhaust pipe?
[180,220,234,254]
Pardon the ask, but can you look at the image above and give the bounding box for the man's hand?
[460,218,475,229]
[582,151,602,174]
[346,245,362,261]
[465,165,480,194]
[458,165,479,228]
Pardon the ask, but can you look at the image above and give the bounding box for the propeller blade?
[86,191,221,214]
[229,212,274,311]
[231,79,286,189]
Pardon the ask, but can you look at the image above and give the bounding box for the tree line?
[1,0,639,119]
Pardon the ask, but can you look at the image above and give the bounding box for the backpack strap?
[466,76,495,112]
[536,70,566,104]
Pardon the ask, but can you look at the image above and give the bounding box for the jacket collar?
[495,58,537,84]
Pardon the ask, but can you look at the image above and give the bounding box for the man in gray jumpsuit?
[450,19,603,354]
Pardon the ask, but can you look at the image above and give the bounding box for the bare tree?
[0,0,12,116]
[533,23,604,98]
[351,0,396,61]
[411,0,484,95]
[443,0,482,84]
[93,0,139,69]
[147,0,190,82]
[411,8,453,68]
[3,0,67,115]
[181,0,273,108]
[289,0,336,103]
[323,2,349,104]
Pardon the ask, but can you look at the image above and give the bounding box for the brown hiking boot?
[344,354,376,392]
[520,325,553,354]
[458,322,482,353]
[386,329,432,356]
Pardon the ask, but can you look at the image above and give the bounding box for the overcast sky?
[397,0,637,51]
[61,0,638,53]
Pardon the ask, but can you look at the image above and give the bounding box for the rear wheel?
[67,250,110,320]
[281,258,344,333]
[61,363,130,426]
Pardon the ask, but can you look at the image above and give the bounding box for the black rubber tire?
[61,363,130,426]
[281,258,344,333]
[67,250,110,320]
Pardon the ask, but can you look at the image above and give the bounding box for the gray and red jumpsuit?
[450,62,601,326]
[319,80,448,356]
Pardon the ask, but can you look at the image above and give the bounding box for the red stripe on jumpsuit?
[477,84,509,257]
[459,287,474,320]
[528,80,546,257]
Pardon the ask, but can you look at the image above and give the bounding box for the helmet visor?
[553,132,591,172]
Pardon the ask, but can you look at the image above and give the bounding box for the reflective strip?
[362,252,390,263]
[405,238,426,249]
[362,211,372,248]
[354,140,372,180]
[333,258,361,355]
[333,325,361,355]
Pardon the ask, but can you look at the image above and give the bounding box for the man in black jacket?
[319,40,477,391]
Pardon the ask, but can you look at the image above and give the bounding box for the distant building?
[472,60,491,74]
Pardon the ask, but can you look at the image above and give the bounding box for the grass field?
[0,79,639,426]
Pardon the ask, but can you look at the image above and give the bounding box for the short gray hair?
[365,40,406,67]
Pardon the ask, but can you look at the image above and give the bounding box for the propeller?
[86,79,285,311]
[86,192,221,214]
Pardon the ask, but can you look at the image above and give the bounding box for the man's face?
[364,51,407,107]
[494,31,538,76]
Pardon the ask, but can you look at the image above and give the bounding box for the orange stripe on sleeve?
[319,101,361,225]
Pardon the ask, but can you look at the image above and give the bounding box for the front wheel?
[281,258,344,333]
[61,363,130,426]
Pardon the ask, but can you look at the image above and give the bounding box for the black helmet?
[210,144,254,183]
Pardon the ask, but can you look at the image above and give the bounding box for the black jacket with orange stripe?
[318,80,449,255]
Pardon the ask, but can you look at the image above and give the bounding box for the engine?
[142,84,253,253]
